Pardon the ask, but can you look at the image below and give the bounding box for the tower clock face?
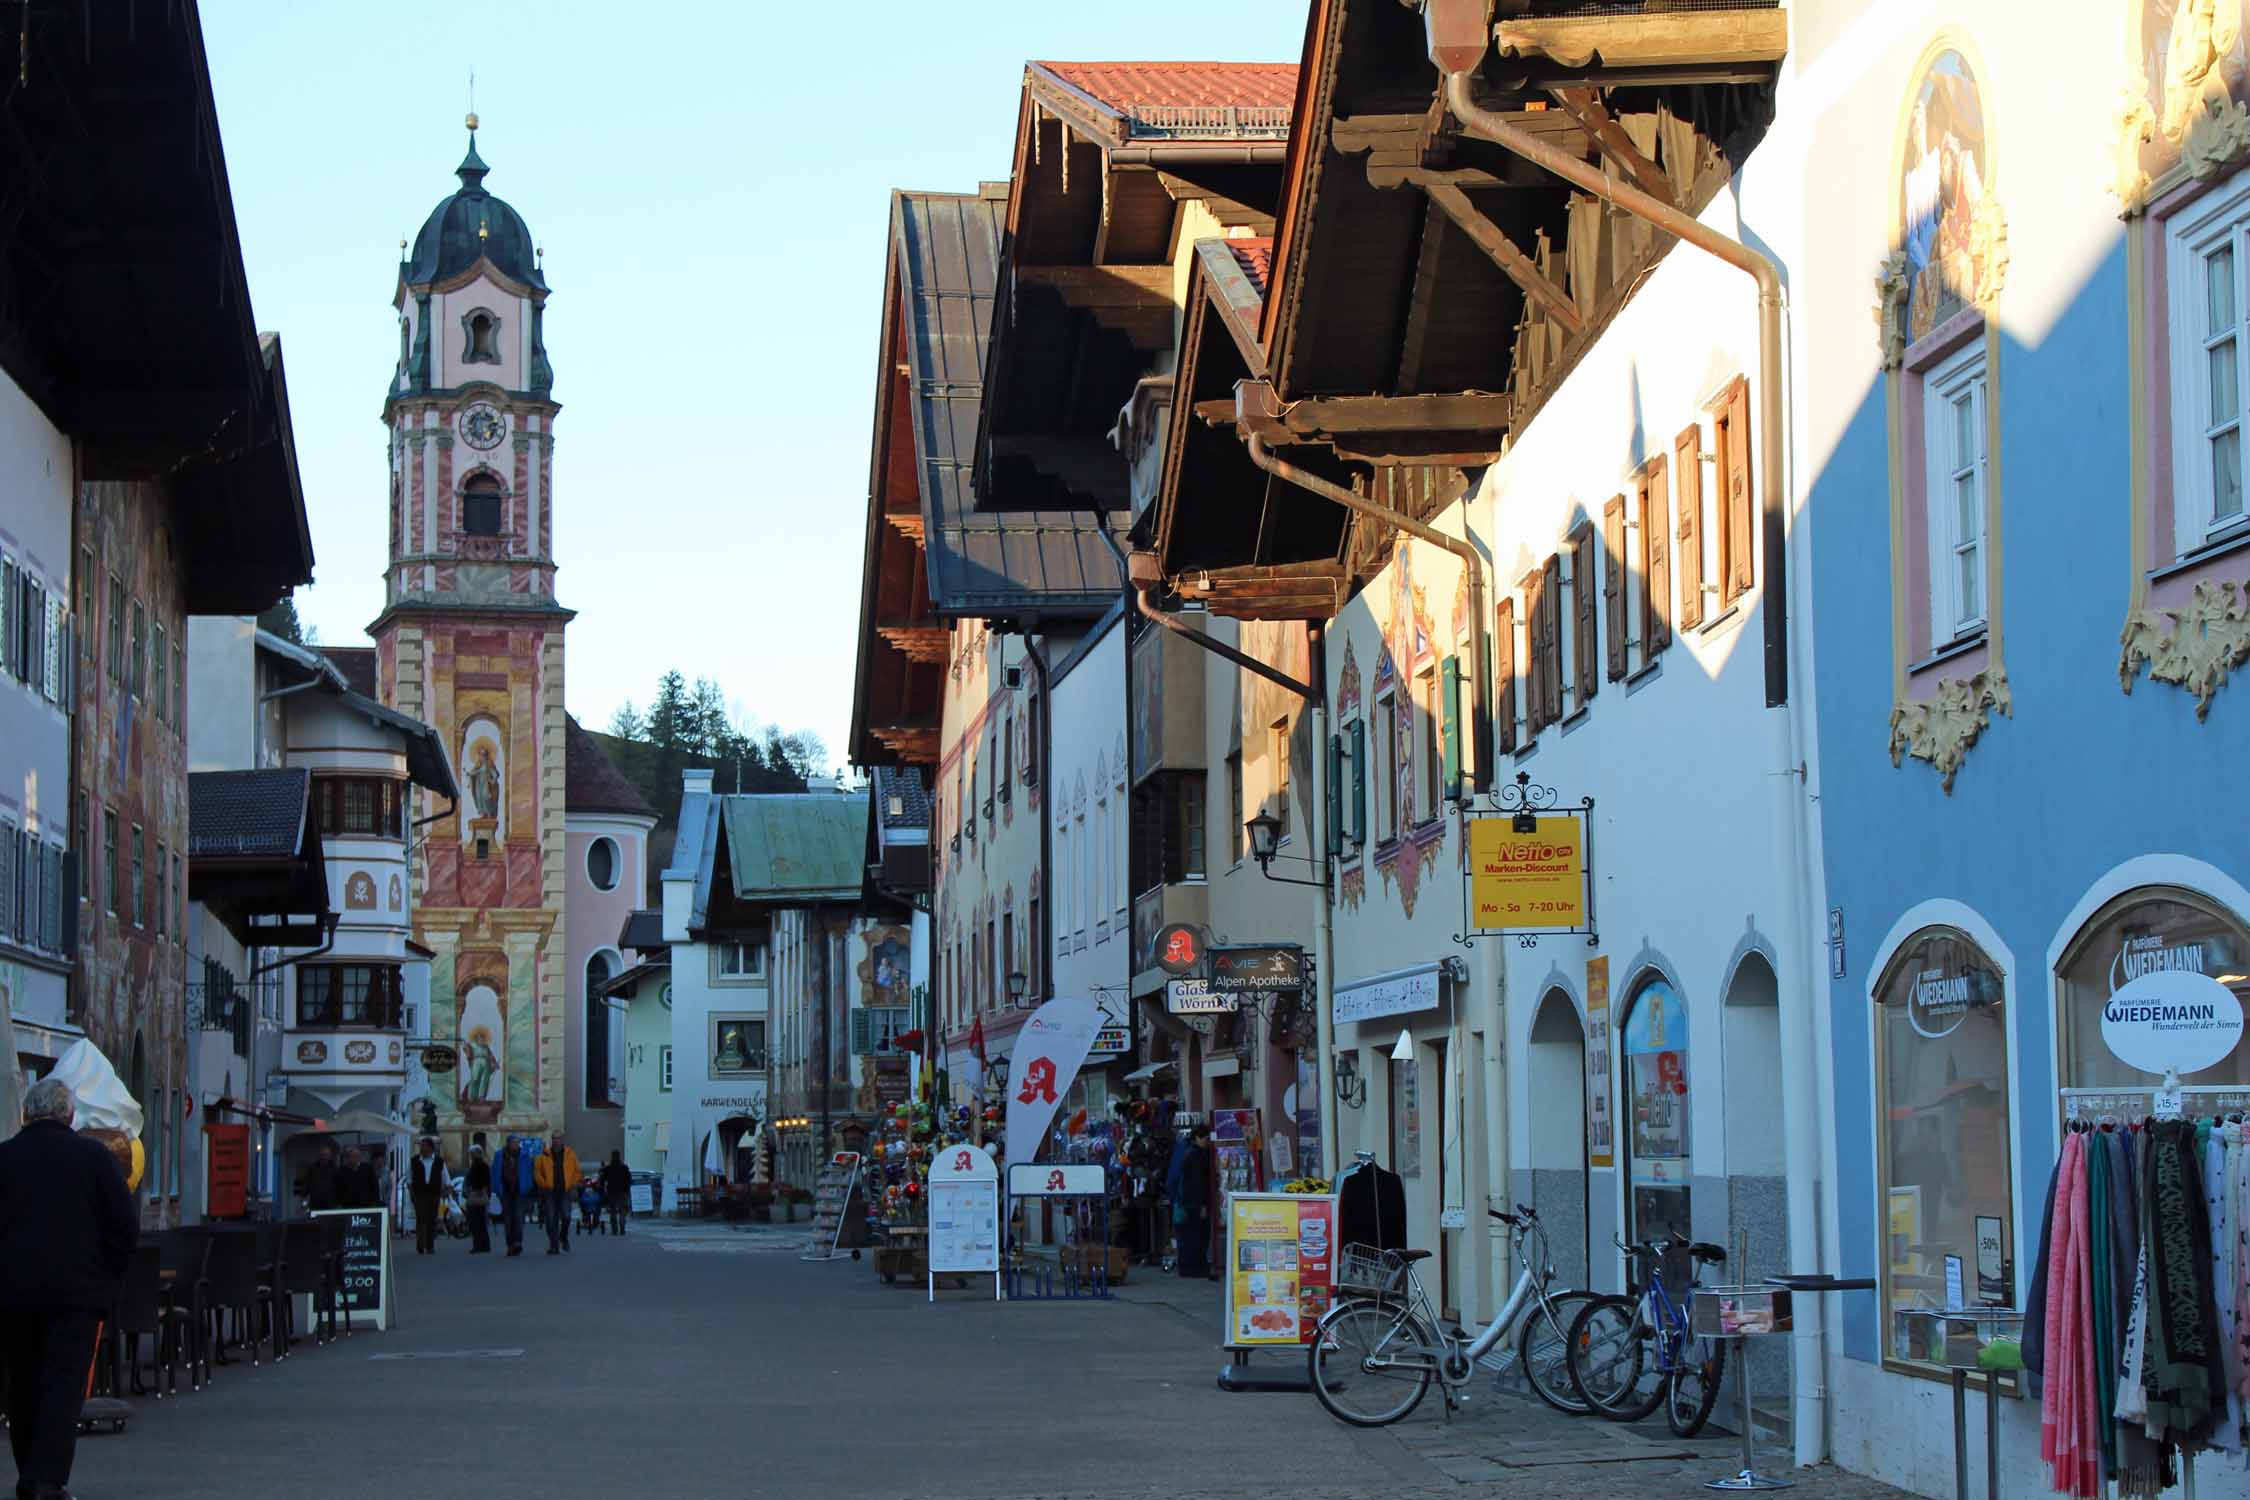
[461,403,506,451]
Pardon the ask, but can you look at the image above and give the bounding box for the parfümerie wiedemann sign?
[2098,970,2245,1077]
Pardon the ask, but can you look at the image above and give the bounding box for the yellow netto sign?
[1469,816,1586,930]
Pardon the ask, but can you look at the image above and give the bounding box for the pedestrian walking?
[339,1145,381,1208]
[299,1142,339,1213]
[534,1135,581,1255]
[408,1136,451,1255]
[1174,1122,1215,1279]
[601,1151,632,1235]
[496,1136,529,1257]
[0,1078,138,1500]
[463,1143,493,1254]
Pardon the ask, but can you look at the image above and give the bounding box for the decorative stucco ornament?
[2181,91,2250,182]
[2119,577,2250,719]
[2113,88,2159,215]
[1888,665,2012,794]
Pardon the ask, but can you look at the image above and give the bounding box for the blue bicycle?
[1564,1233,1728,1436]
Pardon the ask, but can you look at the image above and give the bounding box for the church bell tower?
[372,116,571,1151]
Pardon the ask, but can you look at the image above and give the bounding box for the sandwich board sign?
[926,1145,1000,1303]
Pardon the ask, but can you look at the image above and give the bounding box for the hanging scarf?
[2023,1142,2063,1375]
[2207,1123,2243,1453]
[2141,1119,2223,1446]
[2042,1134,2102,1500]
[2088,1134,2119,1478]
[2107,1130,2166,1497]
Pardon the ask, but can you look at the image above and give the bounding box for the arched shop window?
[2057,886,2250,1093]
[1620,976,1691,1245]
[1873,926,2012,1371]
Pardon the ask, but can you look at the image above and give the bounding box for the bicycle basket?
[1337,1243,1397,1294]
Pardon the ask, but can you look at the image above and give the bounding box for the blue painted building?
[1802,11,2250,1492]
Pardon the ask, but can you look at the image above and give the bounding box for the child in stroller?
[578,1176,606,1234]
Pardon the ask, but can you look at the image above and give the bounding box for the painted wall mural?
[458,967,507,1124]
[1900,49,1998,341]
[460,717,506,846]
[345,872,377,911]
[858,924,912,1008]
[1372,546,1447,920]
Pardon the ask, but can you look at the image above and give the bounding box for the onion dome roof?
[404,125,545,292]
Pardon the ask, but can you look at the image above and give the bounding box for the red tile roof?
[1227,237,1275,298]
[1034,61,1298,125]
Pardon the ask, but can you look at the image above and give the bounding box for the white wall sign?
[1166,978,1235,1014]
[2100,971,2245,1076]
[1333,964,1441,1026]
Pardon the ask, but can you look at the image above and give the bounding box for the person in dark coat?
[0,1077,138,1500]
[1175,1123,1215,1279]
[300,1143,339,1212]
[462,1144,493,1254]
[341,1146,381,1210]
[407,1137,450,1255]
[495,1137,528,1257]
[601,1151,632,1235]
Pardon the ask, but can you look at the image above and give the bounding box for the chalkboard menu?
[313,1208,391,1331]
[628,1181,656,1214]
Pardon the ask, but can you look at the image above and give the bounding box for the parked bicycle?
[1564,1233,1728,1437]
[1307,1204,1599,1427]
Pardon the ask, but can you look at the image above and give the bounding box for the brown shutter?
[1494,597,1517,754]
[1539,554,1564,727]
[1522,570,1546,736]
[1603,495,1628,680]
[1640,455,1673,657]
[1674,423,1705,631]
[1570,522,1598,708]
[1720,375,1755,602]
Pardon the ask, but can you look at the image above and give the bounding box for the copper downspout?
[1243,435,1491,791]
[1441,69,1789,710]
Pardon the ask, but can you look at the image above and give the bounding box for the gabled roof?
[565,715,654,818]
[720,793,869,906]
[189,768,312,858]
[1030,62,1298,138]
[187,767,330,947]
[255,630,458,798]
[618,909,666,953]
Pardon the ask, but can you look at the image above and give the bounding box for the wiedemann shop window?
[1874,927,2011,1372]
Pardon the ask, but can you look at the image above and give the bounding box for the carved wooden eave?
[1236,377,1512,464]
[872,727,941,764]
[1490,9,1791,87]
[883,511,925,545]
[2120,577,2250,719]
[878,625,949,666]
[1012,263,1177,350]
[1889,665,2011,794]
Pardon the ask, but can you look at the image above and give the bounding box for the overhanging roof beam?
[1422,181,1582,336]
[1547,87,1673,203]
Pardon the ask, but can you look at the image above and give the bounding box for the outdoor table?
[1897,1307,2024,1500]
[1692,1275,1877,1493]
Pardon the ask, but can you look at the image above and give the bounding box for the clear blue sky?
[202,1,1307,768]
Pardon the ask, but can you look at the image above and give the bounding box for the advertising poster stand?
[1005,1163,1111,1300]
[926,1145,1001,1302]
[1216,1191,1336,1393]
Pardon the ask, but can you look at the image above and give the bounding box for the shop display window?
[2057,886,2250,1095]
[1621,977,1691,1246]
[1874,926,2011,1373]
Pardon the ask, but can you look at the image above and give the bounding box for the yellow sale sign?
[1470,816,1586,930]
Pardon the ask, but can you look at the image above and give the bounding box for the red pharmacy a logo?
[1046,1169,1067,1192]
[1017,1057,1058,1104]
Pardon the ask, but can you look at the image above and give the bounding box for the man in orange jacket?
[533,1135,581,1255]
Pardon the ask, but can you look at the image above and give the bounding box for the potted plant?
[780,1184,813,1222]
[744,1182,776,1223]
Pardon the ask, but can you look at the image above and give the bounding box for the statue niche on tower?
[460,718,506,860]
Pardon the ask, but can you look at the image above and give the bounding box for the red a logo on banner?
[1017,1057,1058,1104]
[1046,1169,1066,1191]
[953,1151,974,1172]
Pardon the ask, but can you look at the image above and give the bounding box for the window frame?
[2167,172,2250,554]
[103,810,118,917]
[1870,924,2016,1384]
[660,1045,674,1092]
[713,938,765,982]
[130,823,144,928]
[1618,975,1693,1248]
[1374,689,1399,843]
[586,835,620,892]
[295,962,406,1029]
[1226,748,1245,866]
[1270,717,1292,845]
[1416,666,1442,823]
[1923,339,1991,644]
[2055,885,2250,1094]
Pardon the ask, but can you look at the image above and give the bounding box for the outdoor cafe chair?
[277,1221,330,1354]
[317,1213,354,1338]
[111,1243,177,1398]
[159,1227,214,1390]
[202,1229,280,1367]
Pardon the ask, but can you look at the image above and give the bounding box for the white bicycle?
[1309,1204,1598,1426]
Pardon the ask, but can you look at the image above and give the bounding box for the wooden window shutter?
[1569,523,1598,709]
[1719,376,1755,603]
[1639,455,1673,658]
[1522,570,1547,737]
[1538,554,1563,727]
[1495,598,1518,753]
[1439,655,1462,799]
[1602,496,1627,681]
[1674,423,1705,630]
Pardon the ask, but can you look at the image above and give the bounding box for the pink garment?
[2040,1135,2101,1500]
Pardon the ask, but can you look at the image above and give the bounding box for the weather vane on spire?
[466,70,478,133]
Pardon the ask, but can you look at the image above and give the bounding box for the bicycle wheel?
[1568,1296,1663,1421]
[1666,1335,1726,1438]
[1309,1300,1436,1427]
[1516,1290,1597,1414]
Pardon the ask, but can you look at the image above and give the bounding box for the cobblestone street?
[67,1218,1930,1500]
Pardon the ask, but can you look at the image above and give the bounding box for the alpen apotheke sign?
[2099,971,2244,1076]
